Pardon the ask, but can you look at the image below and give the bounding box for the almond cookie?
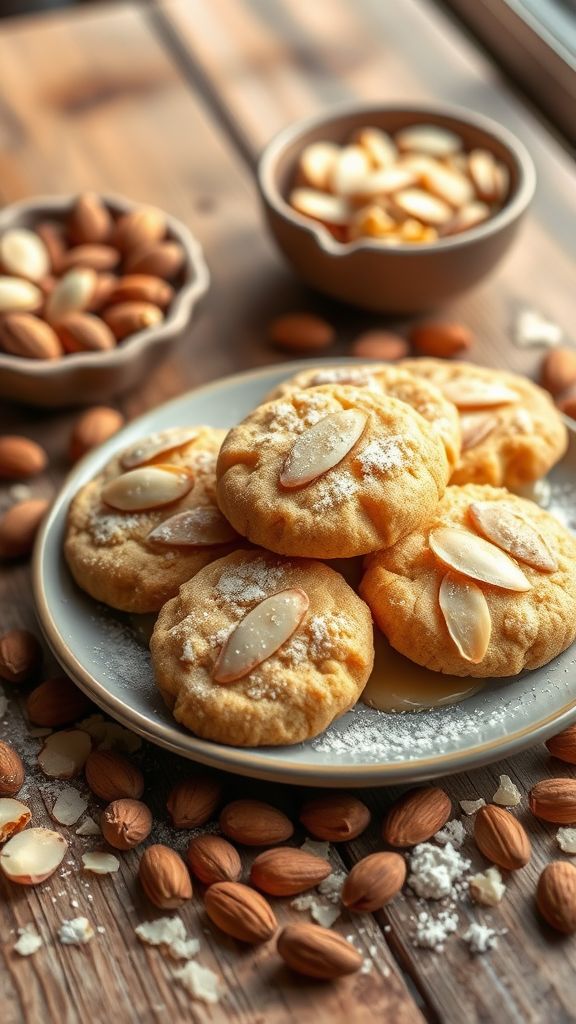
[266,363,461,470]
[216,384,451,559]
[150,549,374,746]
[361,484,576,677]
[65,427,240,613]
[399,357,568,488]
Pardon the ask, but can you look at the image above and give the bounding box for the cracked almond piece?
[439,572,491,663]
[213,588,310,683]
[0,827,67,884]
[429,526,531,591]
[280,410,367,489]
[0,797,32,842]
[102,464,193,511]
[277,923,362,979]
[101,798,152,850]
[37,730,91,779]
[468,501,557,573]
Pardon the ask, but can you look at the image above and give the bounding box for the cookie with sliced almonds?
[361,483,576,677]
[150,549,374,746]
[64,426,240,614]
[399,357,567,489]
[216,383,452,559]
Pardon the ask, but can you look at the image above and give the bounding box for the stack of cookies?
[64,359,576,748]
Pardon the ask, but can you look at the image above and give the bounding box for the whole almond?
[277,923,363,979]
[0,498,49,558]
[101,798,152,850]
[204,881,277,944]
[0,228,50,282]
[0,313,63,360]
[529,778,576,823]
[187,835,242,885]
[45,268,97,324]
[36,221,67,273]
[69,406,125,463]
[108,274,174,308]
[102,301,163,341]
[114,207,166,253]
[0,276,42,313]
[0,741,25,796]
[537,861,576,934]
[88,273,118,312]
[0,629,42,684]
[167,775,223,828]
[474,804,531,869]
[410,321,473,358]
[351,331,409,360]
[138,844,192,909]
[68,192,113,245]
[341,851,406,911]
[250,847,332,896]
[0,436,47,479]
[61,244,120,273]
[57,312,116,353]
[546,726,576,765]
[299,793,371,842]
[219,799,293,846]
[124,242,185,280]
[26,675,91,727]
[268,313,335,353]
[382,787,451,847]
[85,749,144,802]
[541,347,576,397]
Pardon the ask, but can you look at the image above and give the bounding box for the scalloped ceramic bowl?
[0,194,210,407]
[257,102,536,313]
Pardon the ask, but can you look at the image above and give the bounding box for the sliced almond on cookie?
[460,413,498,451]
[120,428,199,469]
[429,527,532,591]
[280,410,367,489]
[213,588,310,684]
[441,380,518,409]
[439,572,491,663]
[147,506,237,547]
[102,465,193,511]
[468,501,557,573]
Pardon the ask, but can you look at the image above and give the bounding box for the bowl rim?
[0,192,210,378]
[257,100,537,257]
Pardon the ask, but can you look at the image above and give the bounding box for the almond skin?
[529,778,576,824]
[268,313,335,353]
[474,804,531,869]
[299,793,371,842]
[123,242,184,280]
[68,192,113,244]
[277,923,363,979]
[546,726,576,765]
[186,835,242,885]
[541,347,576,397]
[84,749,144,802]
[250,847,332,896]
[204,881,277,944]
[382,787,451,847]
[537,861,576,933]
[167,775,223,829]
[351,331,409,361]
[138,844,192,909]
[219,799,294,846]
[108,274,174,308]
[0,437,47,480]
[341,851,406,911]
[101,798,152,850]
[0,741,25,796]
[57,312,116,353]
[0,629,42,684]
[0,498,49,558]
[102,301,163,340]
[0,313,63,359]
[26,675,91,727]
[410,320,473,358]
[69,406,125,463]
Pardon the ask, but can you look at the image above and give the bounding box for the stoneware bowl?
[0,194,210,407]
[257,103,536,313]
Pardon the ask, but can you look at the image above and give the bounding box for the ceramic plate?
[33,361,576,787]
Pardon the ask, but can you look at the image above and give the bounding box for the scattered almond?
[529,779,576,824]
[469,866,506,907]
[537,861,576,933]
[101,798,152,850]
[341,851,406,911]
[277,923,362,979]
[204,881,277,944]
[139,844,193,909]
[81,851,119,874]
[26,676,91,727]
[38,730,91,779]
[219,799,294,846]
[51,786,88,826]
[69,406,125,463]
[0,436,47,479]
[299,793,371,842]
[474,804,531,869]
[84,749,144,802]
[0,498,49,558]
[0,827,67,885]
[267,313,335,353]
[0,741,25,796]
[186,835,242,886]
[0,797,32,842]
[0,312,62,359]
[250,847,332,896]
[540,347,576,397]
[166,775,223,828]
[546,726,576,765]
[410,320,473,358]
[351,331,409,361]
[492,774,521,807]
[57,311,116,353]
[0,629,42,684]
[383,787,451,847]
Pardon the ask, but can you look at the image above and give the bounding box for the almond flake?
[429,527,532,592]
[76,816,101,836]
[439,572,491,663]
[299,142,340,190]
[213,588,310,683]
[51,786,88,826]
[135,916,200,960]
[468,501,557,574]
[556,827,576,854]
[38,730,91,779]
[120,429,199,469]
[147,506,237,547]
[441,380,518,409]
[175,961,221,1004]
[102,465,193,512]
[394,188,453,226]
[289,188,351,226]
[396,124,462,157]
[280,409,367,489]
[492,774,521,807]
[82,851,120,874]
[460,413,498,451]
[0,827,67,884]
[0,797,31,842]
[469,866,506,906]
[460,798,485,815]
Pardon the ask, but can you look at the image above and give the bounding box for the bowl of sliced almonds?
[258,103,535,313]
[0,193,209,407]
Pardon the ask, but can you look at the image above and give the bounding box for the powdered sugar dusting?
[356,435,406,475]
[88,505,144,544]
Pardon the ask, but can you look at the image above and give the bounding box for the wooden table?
[1,2,575,1021]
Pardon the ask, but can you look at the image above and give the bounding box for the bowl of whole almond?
[258,103,535,313]
[0,193,209,406]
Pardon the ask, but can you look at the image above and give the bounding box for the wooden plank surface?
[0,1,575,1022]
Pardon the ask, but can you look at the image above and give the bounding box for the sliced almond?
[120,428,199,469]
[354,127,397,169]
[289,189,351,226]
[351,166,416,199]
[147,506,237,547]
[213,589,310,684]
[298,142,339,190]
[102,465,193,512]
[51,786,88,826]
[468,149,506,203]
[429,527,532,592]
[396,124,462,157]
[0,827,67,884]
[439,572,491,663]
[393,188,453,226]
[441,201,491,236]
[441,380,518,409]
[420,161,474,208]
[37,730,92,779]
[280,410,367,489]
[460,413,498,451]
[329,145,371,196]
[0,797,32,843]
[468,501,557,573]
[82,851,120,874]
